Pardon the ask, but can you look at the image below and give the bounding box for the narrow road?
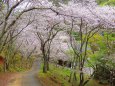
[8,60,42,86]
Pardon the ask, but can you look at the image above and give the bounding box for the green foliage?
[97,0,115,6]
[0,0,5,10]
[89,32,115,53]
[89,34,103,43]
[66,49,75,58]
[104,32,115,41]
[49,0,70,6]
[0,65,3,72]
[39,63,71,86]
[39,63,108,86]
[86,51,104,67]
[87,32,115,85]
[0,49,34,72]
[71,31,81,41]
[93,57,111,83]
[96,0,109,5]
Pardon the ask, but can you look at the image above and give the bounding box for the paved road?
[8,60,42,86]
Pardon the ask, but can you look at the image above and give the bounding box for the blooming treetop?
[26,0,115,29]
[56,2,115,29]
[6,0,115,58]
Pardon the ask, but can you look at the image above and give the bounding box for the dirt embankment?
[38,76,62,86]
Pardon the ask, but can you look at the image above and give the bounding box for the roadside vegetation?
[38,63,110,86]
[38,32,115,86]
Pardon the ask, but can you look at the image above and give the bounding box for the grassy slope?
[38,64,109,86]
[38,64,71,86]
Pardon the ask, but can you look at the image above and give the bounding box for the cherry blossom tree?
[0,0,55,72]
[48,1,115,86]
[33,12,64,73]
[0,0,115,85]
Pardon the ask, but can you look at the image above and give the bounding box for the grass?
[38,64,71,86]
[0,57,34,72]
[38,63,109,86]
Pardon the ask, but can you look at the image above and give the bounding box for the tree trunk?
[43,57,49,73]
[43,60,47,73]
[6,62,9,71]
[69,62,77,86]
[3,59,7,72]
[46,60,49,71]
[3,62,6,72]
[79,68,84,86]
[69,72,72,82]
